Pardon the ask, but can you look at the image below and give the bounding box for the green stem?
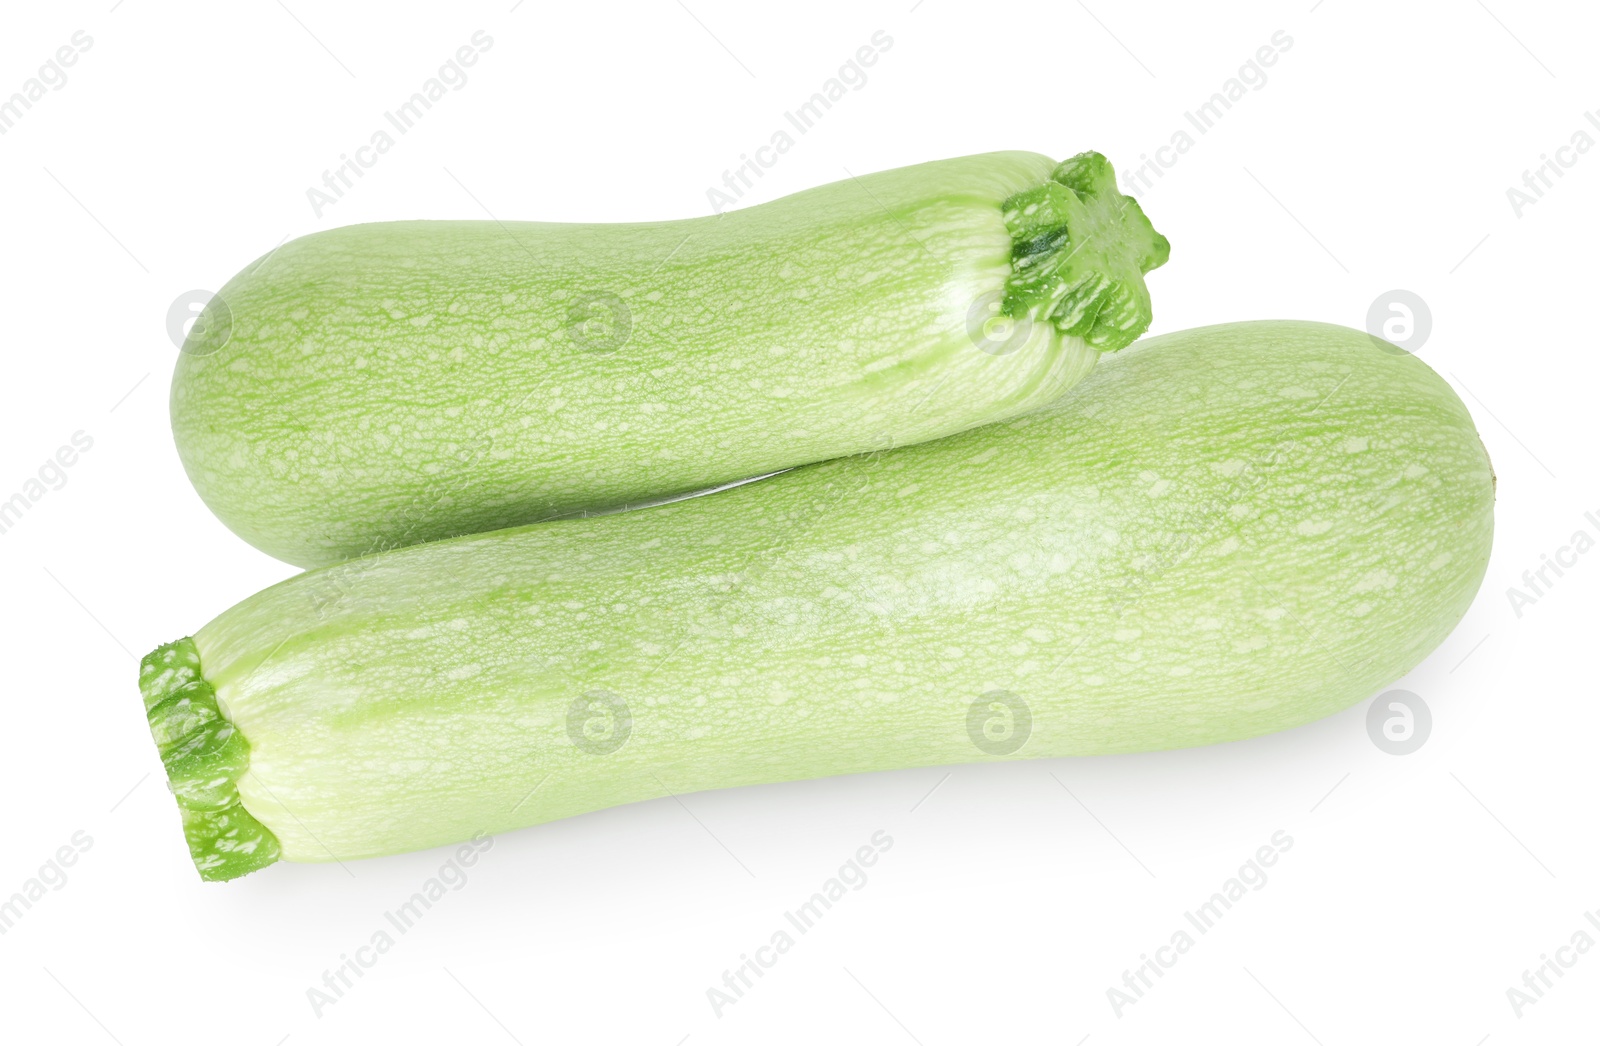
[1002,151,1170,352]
[140,639,281,881]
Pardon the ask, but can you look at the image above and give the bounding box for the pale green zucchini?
[172,151,1168,568]
[142,321,1493,880]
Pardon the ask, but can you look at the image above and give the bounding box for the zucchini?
[171,151,1168,567]
[142,320,1494,880]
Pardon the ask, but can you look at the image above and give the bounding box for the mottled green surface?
[156,322,1493,877]
[172,151,1167,568]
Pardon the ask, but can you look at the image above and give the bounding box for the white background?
[0,0,1595,1042]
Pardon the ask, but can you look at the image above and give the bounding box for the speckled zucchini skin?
[146,321,1492,879]
[171,151,1167,567]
